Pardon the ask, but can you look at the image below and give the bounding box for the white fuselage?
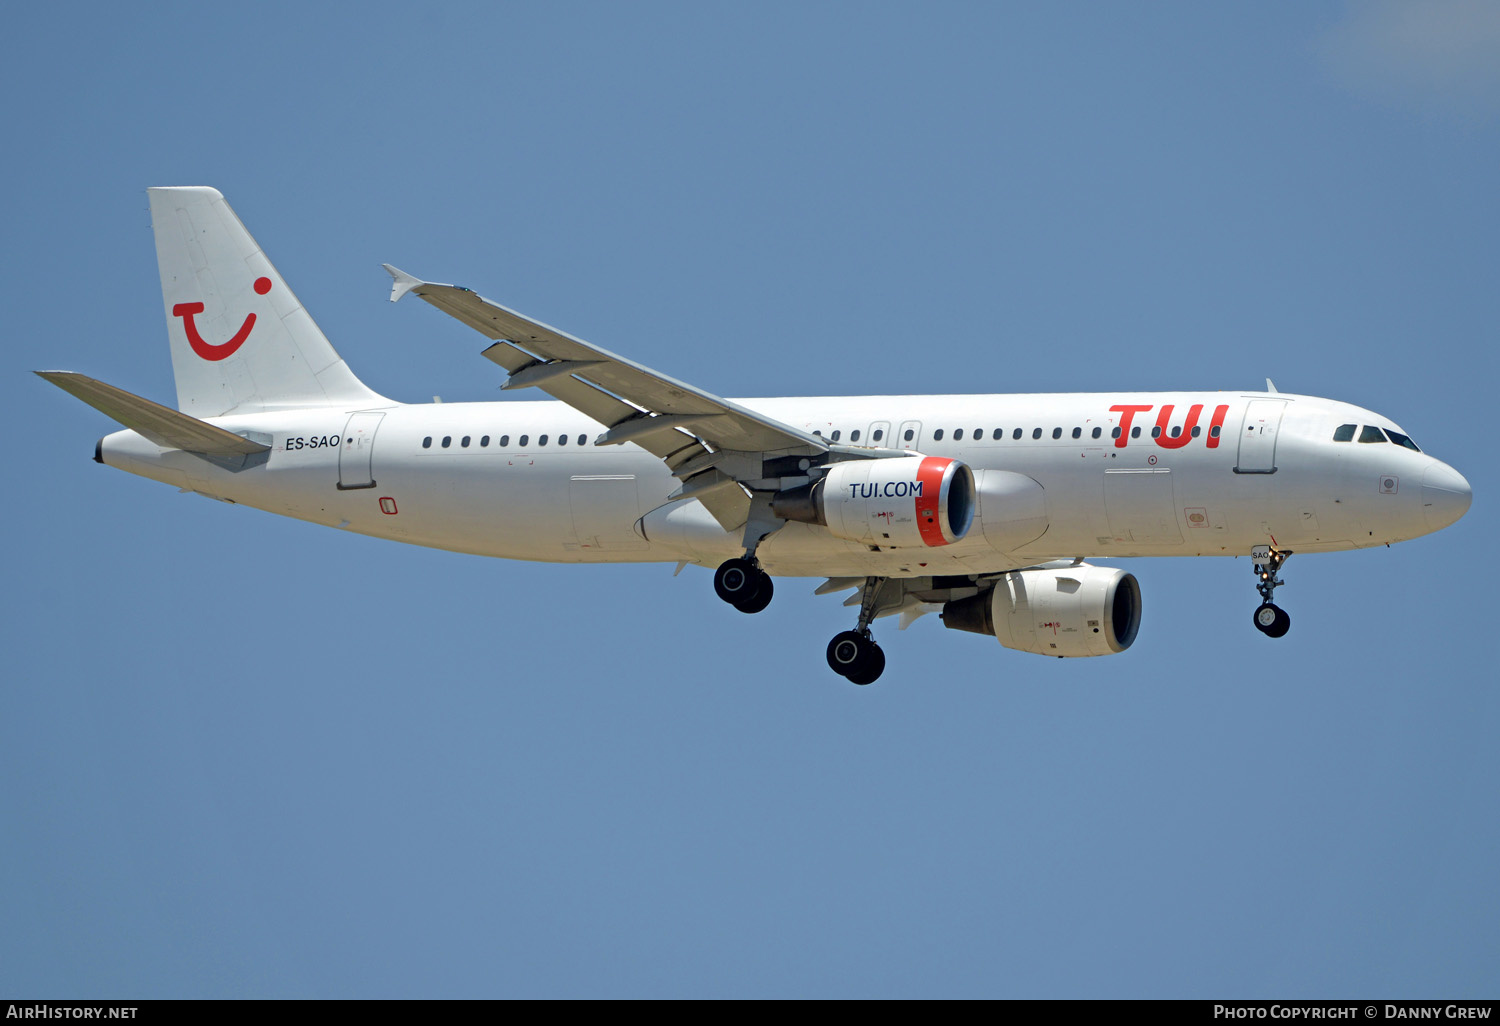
[98,390,1467,578]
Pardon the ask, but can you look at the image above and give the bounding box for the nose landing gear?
[1251,545,1292,638]
[1253,601,1290,638]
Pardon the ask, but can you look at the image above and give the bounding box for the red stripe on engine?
[915,456,951,547]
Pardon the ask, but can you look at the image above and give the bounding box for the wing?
[383,265,831,531]
[815,561,1086,630]
[815,576,957,630]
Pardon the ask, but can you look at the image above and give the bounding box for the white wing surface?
[383,265,831,530]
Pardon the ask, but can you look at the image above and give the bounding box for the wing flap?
[696,486,752,532]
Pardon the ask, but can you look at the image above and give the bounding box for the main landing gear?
[827,630,884,685]
[713,496,779,615]
[1251,546,1292,639]
[714,557,774,614]
[826,577,889,685]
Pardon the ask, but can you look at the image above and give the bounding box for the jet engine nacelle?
[941,564,1141,657]
[772,456,975,548]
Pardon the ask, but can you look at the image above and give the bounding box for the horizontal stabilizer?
[36,371,271,457]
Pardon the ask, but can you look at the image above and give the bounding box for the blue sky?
[2,1,1495,998]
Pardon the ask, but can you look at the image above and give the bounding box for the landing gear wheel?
[827,631,866,675]
[732,571,774,614]
[714,558,761,606]
[1253,602,1291,638]
[846,645,886,686]
[826,630,884,684]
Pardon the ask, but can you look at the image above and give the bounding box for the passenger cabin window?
[1191,426,1200,437]
[903,429,914,442]
[577,434,586,445]
[831,430,841,441]
[558,433,567,445]
[1111,427,1121,439]
[1150,426,1161,438]
[442,436,452,448]
[481,435,490,447]
[1092,427,1102,439]
[1072,427,1082,439]
[953,429,964,440]
[1385,429,1420,452]
[1013,428,1023,440]
[1358,425,1387,443]
[1131,427,1141,438]
[519,435,529,447]
[933,429,945,441]
[850,429,861,442]
[1052,427,1062,439]
[422,436,432,449]
[1333,424,1356,442]
[500,435,510,447]
[461,435,471,447]
[1032,428,1042,439]
[539,435,548,446]
[872,429,884,442]
[993,429,1003,440]
[1210,425,1221,438]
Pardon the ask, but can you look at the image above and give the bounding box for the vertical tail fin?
[149,187,387,417]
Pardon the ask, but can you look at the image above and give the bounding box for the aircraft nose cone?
[1422,461,1472,532]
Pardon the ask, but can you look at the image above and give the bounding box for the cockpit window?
[1384,429,1420,452]
[1332,424,1356,442]
[1358,425,1387,443]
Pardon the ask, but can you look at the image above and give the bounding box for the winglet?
[1266,378,1279,394]
[382,263,427,303]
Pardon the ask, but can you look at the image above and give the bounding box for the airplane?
[38,187,1473,684]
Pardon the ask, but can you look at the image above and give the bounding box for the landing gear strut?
[714,557,774,614]
[712,494,780,614]
[826,577,888,684]
[1251,546,1292,638]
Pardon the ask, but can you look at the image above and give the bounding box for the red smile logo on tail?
[173,276,272,361]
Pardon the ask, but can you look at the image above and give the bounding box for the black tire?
[846,644,885,685]
[733,571,774,614]
[826,630,871,678]
[1253,603,1291,638]
[714,558,759,605]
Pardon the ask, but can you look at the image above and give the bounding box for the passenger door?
[1236,400,1286,474]
[337,412,384,490]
